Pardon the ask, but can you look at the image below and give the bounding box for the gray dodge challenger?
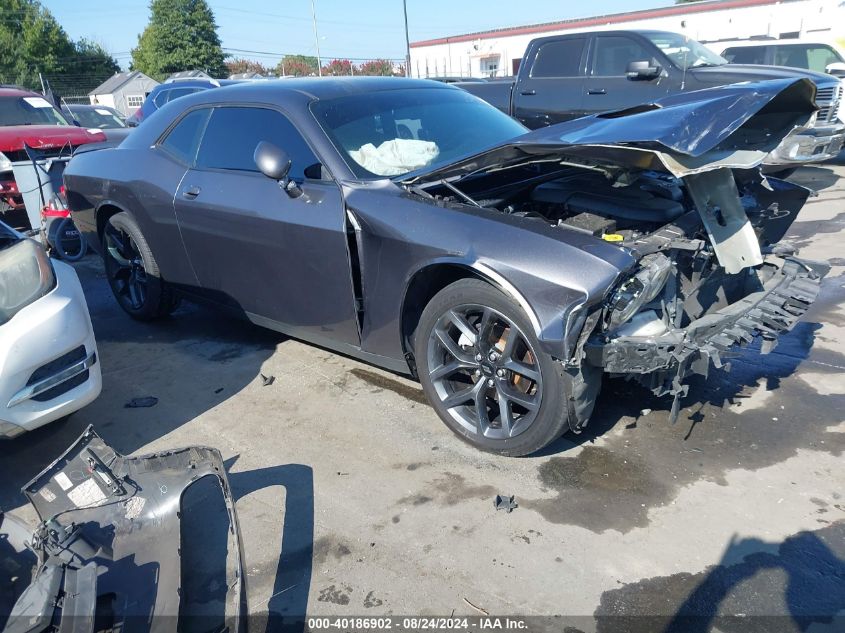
[64,77,828,455]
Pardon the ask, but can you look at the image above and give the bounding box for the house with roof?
[409,0,845,78]
[88,71,159,116]
[166,70,212,82]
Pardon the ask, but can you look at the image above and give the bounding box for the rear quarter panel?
[64,147,198,286]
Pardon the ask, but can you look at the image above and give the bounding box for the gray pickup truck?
[460,30,844,166]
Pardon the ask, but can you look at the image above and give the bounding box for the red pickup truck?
[0,87,106,229]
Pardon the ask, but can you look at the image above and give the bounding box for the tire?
[50,217,87,262]
[415,278,572,456]
[102,211,179,320]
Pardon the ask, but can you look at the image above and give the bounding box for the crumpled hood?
[401,78,818,183]
[691,63,838,85]
[0,125,106,153]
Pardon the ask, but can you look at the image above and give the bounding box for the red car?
[0,87,106,230]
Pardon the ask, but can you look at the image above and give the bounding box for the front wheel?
[415,279,572,456]
[102,211,179,320]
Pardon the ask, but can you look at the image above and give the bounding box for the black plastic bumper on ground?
[587,256,829,400]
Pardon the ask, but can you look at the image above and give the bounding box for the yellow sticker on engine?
[602,233,624,242]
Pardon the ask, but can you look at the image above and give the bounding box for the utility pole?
[402,0,411,77]
[311,0,323,76]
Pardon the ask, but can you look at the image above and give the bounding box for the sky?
[40,0,674,68]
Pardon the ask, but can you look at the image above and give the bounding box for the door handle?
[520,89,536,96]
[182,185,201,199]
[587,88,607,95]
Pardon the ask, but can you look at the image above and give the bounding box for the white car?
[713,38,845,79]
[0,222,101,438]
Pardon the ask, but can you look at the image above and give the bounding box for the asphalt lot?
[2,163,844,631]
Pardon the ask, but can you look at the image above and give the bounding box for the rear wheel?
[102,212,179,320]
[415,279,571,456]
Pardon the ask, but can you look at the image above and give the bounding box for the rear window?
[531,38,587,78]
[67,107,126,129]
[159,108,210,164]
[0,96,69,126]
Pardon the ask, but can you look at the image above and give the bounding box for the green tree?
[131,0,227,80]
[69,39,120,78]
[276,54,319,77]
[0,0,74,87]
[0,1,119,90]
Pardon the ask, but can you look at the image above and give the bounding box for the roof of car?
[715,39,837,49]
[0,87,39,98]
[190,76,453,102]
[65,103,99,110]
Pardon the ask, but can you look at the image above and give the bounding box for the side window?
[159,108,210,164]
[723,46,767,65]
[165,87,201,103]
[152,89,170,108]
[195,107,319,180]
[774,46,810,69]
[531,38,587,78]
[592,36,657,76]
[804,46,840,73]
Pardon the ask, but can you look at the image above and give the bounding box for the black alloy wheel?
[416,279,572,456]
[102,212,179,320]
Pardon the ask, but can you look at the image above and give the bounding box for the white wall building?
[409,0,845,78]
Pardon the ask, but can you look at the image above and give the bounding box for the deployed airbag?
[349,138,439,176]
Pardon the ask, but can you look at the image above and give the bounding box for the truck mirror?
[626,61,661,80]
[825,62,845,78]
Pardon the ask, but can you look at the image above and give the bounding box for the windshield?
[310,88,527,178]
[643,32,728,70]
[68,107,126,129]
[0,96,70,126]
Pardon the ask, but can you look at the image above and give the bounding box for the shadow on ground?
[0,255,283,509]
[595,520,845,633]
[225,456,314,633]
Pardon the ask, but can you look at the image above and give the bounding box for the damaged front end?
[1,426,246,633]
[404,78,830,429]
[583,171,829,422]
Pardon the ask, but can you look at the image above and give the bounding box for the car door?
[173,105,361,346]
[513,36,588,128]
[582,34,673,115]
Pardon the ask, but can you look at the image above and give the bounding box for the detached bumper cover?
[4,426,247,633]
[587,256,829,401]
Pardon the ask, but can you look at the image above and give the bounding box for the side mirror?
[626,60,662,81]
[825,62,845,78]
[254,141,302,198]
[255,141,291,180]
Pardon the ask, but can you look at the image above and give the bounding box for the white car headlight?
[607,253,672,330]
[0,151,11,173]
[0,239,56,326]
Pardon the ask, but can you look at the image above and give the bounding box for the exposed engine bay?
[418,162,829,428]
[0,427,246,633]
